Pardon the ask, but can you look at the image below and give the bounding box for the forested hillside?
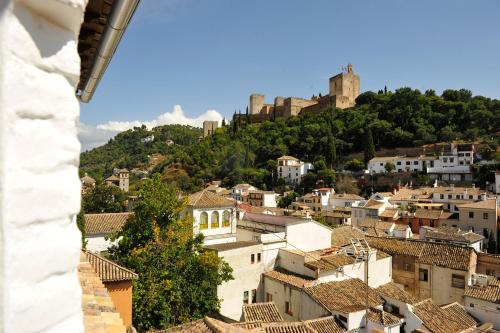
[80,88,500,193]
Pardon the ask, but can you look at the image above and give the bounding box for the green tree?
[82,183,127,213]
[487,230,497,254]
[278,191,299,208]
[344,159,365,172]
[384,162,395,173]
[109,174,233,331]
[325,132,337,168]
[77,210,87,248]
[364,127,375,166]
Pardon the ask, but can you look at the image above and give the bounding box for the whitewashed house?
[232,183,258,202]
[277,156,314,184]
[84,212,133,253]
[464,274,500,329]
[184,189,237,245]
[351,195,393,228]
[329,193,364,208]
[244,190,278,208]
[204,241,264,321]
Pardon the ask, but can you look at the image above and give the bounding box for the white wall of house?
[0,1,87,332]
[465,296,500,329]
[329,197,361,208]
[285,220,332,252]
[277,249,314,278]
[299,292,330,321]
[236,228,286,270]
[189,206,236,244]
[85,235,121,253]
[262,193,278,208]
[262,276,305,321]
[495,173,500,194]
[214,244,264,321]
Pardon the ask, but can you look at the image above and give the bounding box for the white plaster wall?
[298,292,329,321]
[85,235,121,253]
[286,221,331,252]
[465,297,500,329]
[495,174,500,194]
[263,276,303,321]
[277,249,314,278]
[262,194,277,208]
[0,1,87,332]
[369,256,393,288]
[216,244,264,321]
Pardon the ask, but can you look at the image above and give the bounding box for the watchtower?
[329,64,360,108]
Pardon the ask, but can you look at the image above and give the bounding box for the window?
[483,213,489,220]
[414,161,418,165]
[469,212,474,219]
[222,210,231,227]
[406,161,410,165]
[200,212,208,230]
[419,269,428,282]
[266,293,273,302]
[469,195,473,199]
[257,253,262,263]
[448,194,452,199]
[470,303,474,308]
[397,161,402,166]
[211,211,219,228]
[285,301,293,315]
[404,263,411,271]
[251,289,257,303]
[451,274,465,289]
[486,269,496,276]
[338,315,348,323]
[251,254,255,264]
[440,194,444,199]
[243,291,249,304]
[450,158,454,163]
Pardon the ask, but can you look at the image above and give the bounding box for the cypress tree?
[326,132,337,168]
[222,118,226,127]
[364,127,375,166]
[488,230,497,254]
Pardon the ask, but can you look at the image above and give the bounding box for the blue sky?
[79,0,500,149]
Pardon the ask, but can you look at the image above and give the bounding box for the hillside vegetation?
[80,88,500,193]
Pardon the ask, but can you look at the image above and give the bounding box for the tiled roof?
[304,253,355,271]
[376,251,391,260]
[330,193,364,200]
[81,175,96,184]
[305,279,383,313]
[262,322,310,333]
[157,317,254,333]
[242,302,283,323]
[376,282,419,304]
[204,241,260,252]
[188,190,235,208]
[367,308,401,326]
[105,175,120,182]
[412,299,475,333]
[277,155,299,161]
[425,227,484,243]
[331,226,366,247]
[263,268,314,289]
[84,250,138,282]
[465,277,500,303]
[367,236,474,271]
[242,212,308,227]
[393,223,410,231]
[458,199,497,210]
[302,317,346,333]
[440,302,477,330]
[379,209,398,218]
[84,212,133,235]
[79,253,127,333]
[414,209,444,220]
[363,199,385,209]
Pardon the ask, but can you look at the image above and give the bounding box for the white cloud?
[79,105,223,151]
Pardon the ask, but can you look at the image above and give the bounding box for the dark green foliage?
[82,183,127,213]
[81,89,500,194]
[77,210,87,248]
[384,162,395,173]
[487,230,497,254]
[278,191,299,208]
[108,174,233,331]
[344,159,365,172]
[364,127,375,166]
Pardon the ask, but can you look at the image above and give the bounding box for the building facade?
[276,156,314,185]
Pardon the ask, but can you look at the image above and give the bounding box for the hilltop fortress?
[248,64,360,122]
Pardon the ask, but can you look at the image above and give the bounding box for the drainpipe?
[79,0,141,102]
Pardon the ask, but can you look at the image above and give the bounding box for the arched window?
[222,210,231,227]
[199,212,208,230]
[211,211,219,228]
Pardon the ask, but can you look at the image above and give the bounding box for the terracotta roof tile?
[304,253,355,271]
[85,250,138,282]
[79,253,127,333]
[376,282,419,304]
[242,302,283,323]
[413,209,444,220]
[331,226,366,247]
[425,227,484,243]
[263,268,314,289]
[304,279,383,313]
[303,317,346,333]
[465,277,500,303]
[458,199,498,210]
[412,299,475,333]
[85,212,133,235]
[188,190,235,208]
[440,302,477,329]
[367,308,401,326]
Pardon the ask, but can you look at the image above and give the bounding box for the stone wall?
[0,0,87,331]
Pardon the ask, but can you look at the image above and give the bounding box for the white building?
[495,171,500,194]
[329,192,364,208]
[204,241,264,321]
[464,274,500,330]
[368,156,434,174]
[277,155,314,185]
[351,194,393,227]
[244,190,278,208]
[184,189,237,245]
[232,183,258,202]
[84,212,133,253]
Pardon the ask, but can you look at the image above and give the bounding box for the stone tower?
[203,120,219,137]
[249,93,265,115]
[328,64,360,108]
